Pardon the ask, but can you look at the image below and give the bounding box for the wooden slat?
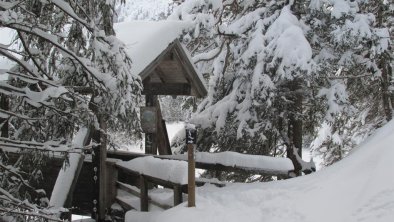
[173,184,183,206]
[115,196,135,211]
[116,181,171,210]
[116,181,140,197]
[116,164,184,188]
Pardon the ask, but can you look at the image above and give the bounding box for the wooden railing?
[115,162,184,212]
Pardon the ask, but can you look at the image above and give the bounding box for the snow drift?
[126,120,394,222]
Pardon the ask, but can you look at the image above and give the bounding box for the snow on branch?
[0,137,91,153]
[2,23,109,90]
[50,0,92,31]
[0,187,62,221]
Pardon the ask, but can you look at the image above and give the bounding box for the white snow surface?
[126,119,394,222]
[163,151,294,172]
[114,20,193,76]
[117,156,188,185]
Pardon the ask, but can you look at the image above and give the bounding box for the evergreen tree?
[171,0,392,170]
[307,0,393,166]
[0,0,141,220]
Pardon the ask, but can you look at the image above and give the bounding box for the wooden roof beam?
[142,83,191,96]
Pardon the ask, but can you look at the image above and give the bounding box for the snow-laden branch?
[0,162,35,191]
[0,1,21,11]
[3,23,109,90]
[0,44,41,78]
[194,40,227,64]
[0,108,41,121]
[0,137,92,153]
[0,207,62,221]
[5,71,57,87]
[17,31,53,80]
[50,0,92,32]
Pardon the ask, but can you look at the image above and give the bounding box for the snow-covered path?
[127,120,394,222]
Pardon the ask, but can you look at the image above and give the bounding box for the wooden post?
[91,116,107,221]
[186,125,196,207]
[145,95,158,155]
[187,144,195,207]
[173,184,183,206]
[140,175,149,211]
[92,145,100,219]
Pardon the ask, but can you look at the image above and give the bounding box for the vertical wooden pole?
[145,95,158,155]
[91,116,107,221]
[140,175,149,211]
[187,143,195,207]
[92,145,100,219]
[98,117,107,220]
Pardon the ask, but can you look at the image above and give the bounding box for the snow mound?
[126,120,394,222]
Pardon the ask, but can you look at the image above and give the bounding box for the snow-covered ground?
[126,120,394,222]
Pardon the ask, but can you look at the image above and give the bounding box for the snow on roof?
[114,20,193,77]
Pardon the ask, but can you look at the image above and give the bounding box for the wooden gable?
[138,40,207,98]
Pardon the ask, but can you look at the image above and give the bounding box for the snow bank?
[117,156,188,184]
[126,120,394,222]
[114,21,193,76]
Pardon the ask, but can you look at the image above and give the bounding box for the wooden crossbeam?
[142,83,191,95]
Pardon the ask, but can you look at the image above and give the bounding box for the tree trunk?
[287,79,303,175]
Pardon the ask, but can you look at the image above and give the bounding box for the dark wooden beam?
[142,83,191,96]
[140,175,149,212]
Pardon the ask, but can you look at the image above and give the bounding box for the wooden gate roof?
[115,21,207,98]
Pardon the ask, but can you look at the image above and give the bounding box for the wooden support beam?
[187,144,196,207]
[145,95,158,155]
[140,175,149,212]
[142,83,191,96]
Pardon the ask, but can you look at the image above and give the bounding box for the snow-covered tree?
[170,0,392,170]
[307,0,393,166]
[0,0,141,220]
[170,0,317,175]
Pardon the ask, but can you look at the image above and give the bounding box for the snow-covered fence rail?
[115,157,186,211]
[161,151,294,177]
[107,150,294,177]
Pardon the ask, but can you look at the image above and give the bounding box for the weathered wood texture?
[142,83,191,95]
[116,163,185,212]
[187,144,195,207]
[138,40,207,98]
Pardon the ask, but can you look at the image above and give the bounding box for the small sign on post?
[186,127,197,145]
[185,124,196,207]
[140,107,157,133]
